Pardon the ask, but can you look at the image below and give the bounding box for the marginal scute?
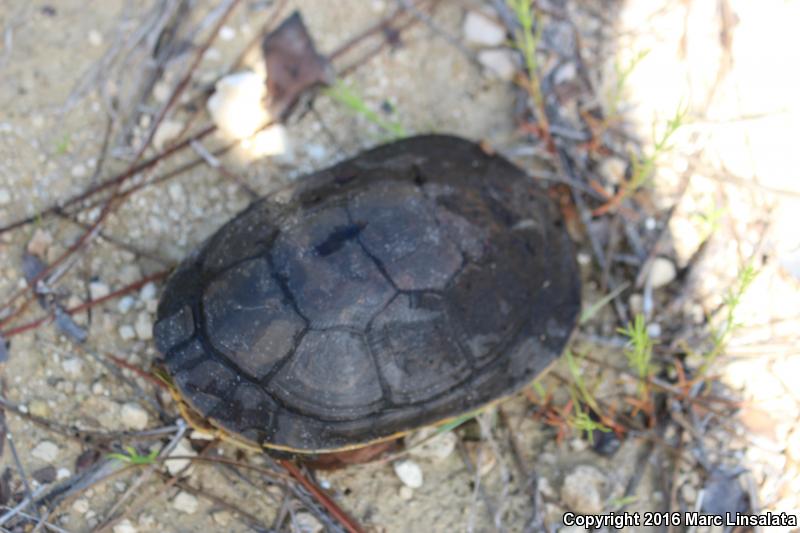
[349,181,462,290]
[367,293,471,404]
[269,330,384,420]
[174,359,238,417]
[209,382,277,445]
[203,258,304,379]
[153,304,194,355]
[272,206,395,328]
[164,338,206,374]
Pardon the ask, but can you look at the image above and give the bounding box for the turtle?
[153,134,581,456]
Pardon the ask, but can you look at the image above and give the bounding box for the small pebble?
[120,402,149,430]
[0,188,11,205]
[57,467,71,480]
[406,428,457,461]
[463,11,506,46]
[71,164,87,178]
[212,510,232,527]
[32,441,59,462]
[62,357,83,377]
[477,49,517,81]
[560,465,607,514]
[393,459,424,488]
[646,322,662,338]
[649,257,677,288]
[139,282,157,302]
[153,120,184,151]
[207,71,270,140]
[219,26,236,41]
[399,486,414,500]
[89,280,110,300]
[117,296,135,313]
[27,228,53,257]
[172,491,198,514]
[166,439,196,476]
[28,399,51,418]
[293,512,323,533]
[72,498,90,514]
[88,30,102,47]
[118,325,135,341]
[134,312,153,340]
[113,519,137,533]
[118,264,142,285]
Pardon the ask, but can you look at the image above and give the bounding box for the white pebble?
[166,439,196,476]
[463,11,506,46]
[71,164,87,178]
[478,49,517,81]
[153,120,184,151]
[88,30,103,47]
[212,510,232,526]
[172,491,198,514]
[560,465,607,514]
[62,357,83,377]
[117,296,135,313]
[120,402,149,430]
[0,189,11,205]
[113,519,138,533]
[139,282,158,302]
[207,71,270,140]
[89,281,110,300]
[393,459,424,488]
[293,512,323,533]
[32,441,59,462]
[118,325,136,341]
[647,322,662,338]
[135,312,153,340]
[219,26,236,41]
[57,467,71,480]
[72,498,90,514]
[406,428,457,461]
[649,257,677,288]
[399,486,414,500]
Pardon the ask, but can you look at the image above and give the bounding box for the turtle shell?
[153,135,581,453]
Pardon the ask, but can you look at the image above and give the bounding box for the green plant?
[606,49,650,118]
[618,314,654,397]
[107,445,159,466]
[55,133,71,155]
[627,103,689,194]
[565,350,610,443]
[699,262,759,373]
[507,0,544,116]
[579,282,630,325]
[324,81,406,139]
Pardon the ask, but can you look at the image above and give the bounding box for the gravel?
[462,11,505,46]
[120,402,149,430]
[32,441,59,462]
[172,491,199,514]
[560,465,608,514]
[477,49,517,81]
[393,459,424,488]
[134,312,153,340]
[649,257,677,288]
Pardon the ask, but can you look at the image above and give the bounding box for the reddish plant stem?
[278,459,366,533]
[1,270,168,338]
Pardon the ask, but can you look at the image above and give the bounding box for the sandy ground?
[0,0,798,532]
